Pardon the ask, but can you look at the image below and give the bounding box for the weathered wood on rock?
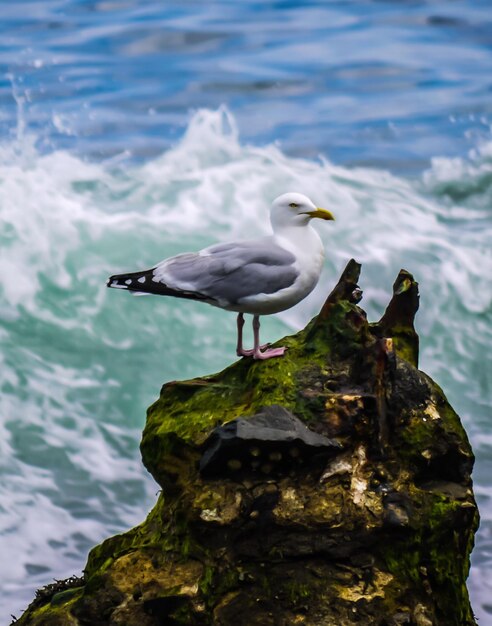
[372,269,420,367]
[14,262,478,626]
[316,258,362,314]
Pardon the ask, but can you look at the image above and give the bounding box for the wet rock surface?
[199,405,342,478]
[14,260,479,626]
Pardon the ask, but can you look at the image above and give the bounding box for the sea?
[1,0,491,622]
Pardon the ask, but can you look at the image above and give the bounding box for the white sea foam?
[0,108,491,618]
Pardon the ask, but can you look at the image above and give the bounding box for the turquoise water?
[1,1,491,621]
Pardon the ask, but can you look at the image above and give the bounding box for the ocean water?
[1,0,491,622]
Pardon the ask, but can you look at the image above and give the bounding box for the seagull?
[107,192,335,360]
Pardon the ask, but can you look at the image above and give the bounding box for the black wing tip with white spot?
[107,269,215,303]
[107,270,153,291]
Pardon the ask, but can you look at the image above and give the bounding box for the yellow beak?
[304,208,335,221]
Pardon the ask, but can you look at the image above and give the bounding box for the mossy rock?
[14,261,479,626]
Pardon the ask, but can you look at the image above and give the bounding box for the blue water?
[1,0,491,621]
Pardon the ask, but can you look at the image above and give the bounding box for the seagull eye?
[289,202,298,208]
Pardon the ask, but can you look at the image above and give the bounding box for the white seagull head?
[270,192,335,231]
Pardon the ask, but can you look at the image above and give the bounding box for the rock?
[199,405,342,477]
[13,260,479,626]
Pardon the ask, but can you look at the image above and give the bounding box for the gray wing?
[153,238,299,305]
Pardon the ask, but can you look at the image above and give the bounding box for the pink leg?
[236,313,270,357]
[236,313,249,356]
[252,315,286,360]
